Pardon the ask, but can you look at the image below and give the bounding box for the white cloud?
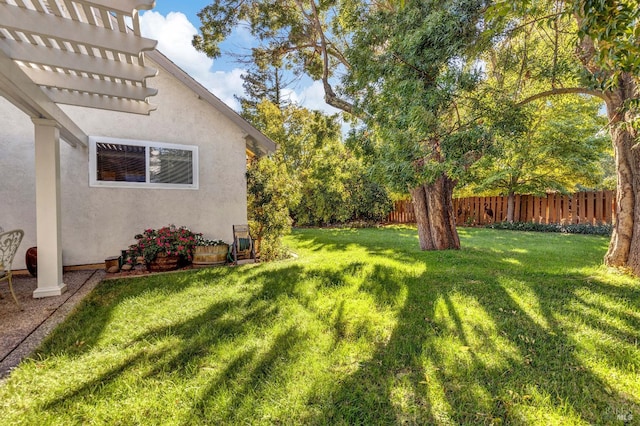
[139,11,245,109]
[297,81,342,115]
[196,69,246,111]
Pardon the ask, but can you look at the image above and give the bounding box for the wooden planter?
[146,253,180,272]
[193,244,229,265]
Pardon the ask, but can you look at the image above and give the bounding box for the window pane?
[96,143,145,182]
[149,147,193,184]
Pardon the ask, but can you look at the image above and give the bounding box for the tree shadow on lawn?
[312,257,640,424]
[39,294,281,413]
[185,324,308,423]
[32,268,235,359]
[190,253,639,424]
[24,233,640,424]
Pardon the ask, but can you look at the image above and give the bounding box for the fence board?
[596,191,603,224]
[386,190,616,225]
[576,192,584,223]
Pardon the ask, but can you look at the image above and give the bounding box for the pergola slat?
[74,0,156,15]
[46,0,64,17]
[0,50,87,147]
[43,88,158,114]
[0,39,157,82]
[63,0,81,21]
[0,2,157,56]
[23,67,158,100]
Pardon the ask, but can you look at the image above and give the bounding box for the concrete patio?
[0,270,105,379]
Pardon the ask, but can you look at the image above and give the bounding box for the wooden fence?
[387,190,616,226]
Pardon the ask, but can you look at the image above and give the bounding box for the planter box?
[146,253,180,272]
[193,244,229,265]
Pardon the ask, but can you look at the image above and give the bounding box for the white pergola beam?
[75,0,156,15]
[24,67,158,100]
[0,50,87,147]
[0,39,157,82]
[43,88,158,114]
[0,3,157,55]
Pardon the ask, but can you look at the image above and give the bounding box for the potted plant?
[193,235,229,265]
[127,225,198,272]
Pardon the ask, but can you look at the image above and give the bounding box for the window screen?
[90,137,198,189]
[150,147,193,184]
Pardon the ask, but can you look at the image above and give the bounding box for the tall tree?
[344,0,492,249]
[487,0,640,273]
[465,95,611,222]
[194,0,433,243]
[236,61,300,118]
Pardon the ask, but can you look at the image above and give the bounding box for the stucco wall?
[0,57,249,269]
[0,98,38,269]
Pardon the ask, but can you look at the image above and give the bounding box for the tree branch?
[516,87,606,106]
[303,0,355,114]
[503,12,565,35]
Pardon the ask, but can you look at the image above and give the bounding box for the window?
[89,137,198,189]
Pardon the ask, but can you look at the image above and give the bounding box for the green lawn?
[1,227,638,425]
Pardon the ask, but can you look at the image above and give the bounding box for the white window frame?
[89,136,199,190]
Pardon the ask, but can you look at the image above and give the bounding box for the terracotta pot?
[146,253,180,272]
[25,247,37,277]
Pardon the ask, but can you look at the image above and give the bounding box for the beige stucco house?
[0,49,275,272]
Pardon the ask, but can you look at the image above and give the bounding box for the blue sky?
[139,2,336,114]
[147,1,236,71]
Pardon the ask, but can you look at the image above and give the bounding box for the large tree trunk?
[506,192,515,223]
[603,74,640,275]
[410,175,460,250]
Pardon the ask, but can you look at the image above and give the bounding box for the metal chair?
[0,229,24,309]
[231,225,255,264]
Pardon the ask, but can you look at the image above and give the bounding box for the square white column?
[32,118,67,298]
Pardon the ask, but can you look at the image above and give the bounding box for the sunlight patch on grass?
[510,384,585,425]
[501,257,522,266]
[510,248,529,254]
[421,359,455,425]
[502,279,550,331]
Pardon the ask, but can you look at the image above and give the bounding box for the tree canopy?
[465,96,611,195]
[196,0,640,274]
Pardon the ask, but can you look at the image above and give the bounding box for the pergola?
[0,0,157,297]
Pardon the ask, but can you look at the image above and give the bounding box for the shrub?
[485,221,612,236]
[247,157,295,261]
